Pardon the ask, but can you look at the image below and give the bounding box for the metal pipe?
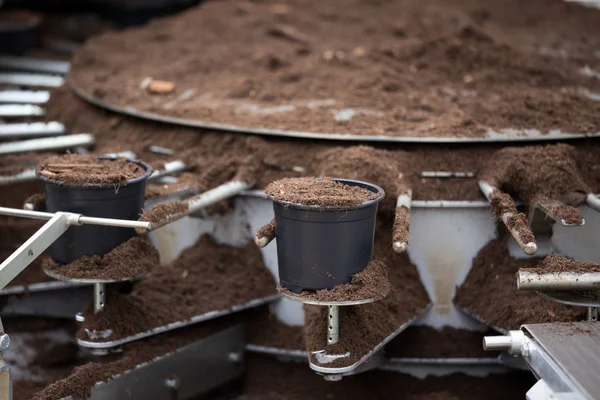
[478,181,537,255]
[0,122,65,139]
[586,194,600,212]
[147,160,186,183]
[482,335,512,351]
[421,171,475,178]
[0,134,95,155]
[393,190,412,253]
[0,72,64,88]
[0,169,36,186]
[327,305,339,346]
[0,90,50,104]
[0,104,44,118]
[517,270,600,291]
[587,307,598,322]
[0,56,70,75]
[0,207,151,231]
[94,283,106,314]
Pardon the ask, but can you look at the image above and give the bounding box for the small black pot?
[0,18,39,55]
[271,178,384,293]
[37,157,152,265]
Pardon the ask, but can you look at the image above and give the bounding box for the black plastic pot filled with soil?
[36,155,152,265]
[0,11,40,55]
[267,178,384,293]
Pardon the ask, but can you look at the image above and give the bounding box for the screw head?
[228,352,242,363]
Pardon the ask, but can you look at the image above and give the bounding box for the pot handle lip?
[255,218,276,248]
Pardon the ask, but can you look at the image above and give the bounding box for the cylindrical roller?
[482,335,512,351]
[518,270,600,291]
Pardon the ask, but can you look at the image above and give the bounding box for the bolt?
[165,375,179,389]
[75,313,85,323]
[0,334,10,351]
[228,352,242,363]
[323,374,342,382]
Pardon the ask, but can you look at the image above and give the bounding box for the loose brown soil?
[37,154,146,186]
[386,326,497,358]
[76,235,275,342]
[139,200,188,224]
[41,236,158,281]
[304,219,430,368]
[32,314,245,400]
[241,354,535,400]
[488,189,535,244]
[265,177,381,207]
[454,236,586,331]
[44,87,600,203]
[255,218,276,242]
[479,144,592,212]
[536,196,584,225]
[524,254,600,274]
[246,307,305,351]
[67,0,600,138]
[278,260,390,303]
[393,206,410,245]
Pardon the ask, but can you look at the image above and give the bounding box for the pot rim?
[268,178,385,211]
[35,156,153,189]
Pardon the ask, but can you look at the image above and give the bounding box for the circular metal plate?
[537,290,600,308]
[69,80,600,144]
[279,290,377,306]
[43,267,145,284]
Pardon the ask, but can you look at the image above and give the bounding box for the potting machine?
[1,29,600,398]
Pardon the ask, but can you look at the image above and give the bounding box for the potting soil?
[304,220,430,368]
[278,259,390,302]
[454,235,585,330]
[66,0,600,138]
[139,200,188,224]
[265,176,381,207]
[38,154,145,186]
[523,254,600,274]
[76,235,276,342]
[41,236,159,280]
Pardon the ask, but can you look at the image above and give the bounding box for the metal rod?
[482,335,512,351]
[587,307,598,322]
[0,207,151,231]
[147,145,174,156]
[0,133,95,155]
[327,305,340,346]
[147,180,251,232]
[0,122,65,139]
[147,160,186,183]
[0,104,44,118]
[392,190,412,253]
[479,181,537,255]
[518,270,600,291]
[0,90,50,104]
[0,73,64,88]
[587,194,600,212]
[420,171,475,178]
[0,169,36,186]
[0,56,70,75]
[94,283,106,314]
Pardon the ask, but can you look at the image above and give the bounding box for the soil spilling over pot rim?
[304,219,430,368]
[37,154,146,186]
[44,87,600,203]
[41,236,159,280]
[479,144,591,212]
[523,254,600,274]
[385,325,498,359]
[454,235,586,331]
[76,235,276,342]
[243,353,535,400]
[278,259,390,303]
[32,313,247,400]
[67,0,600,138]
[265,177,381,207]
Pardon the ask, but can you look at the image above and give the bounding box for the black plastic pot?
[271,178,384,293]
[0,15,40,55]
[37,157,152,265]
